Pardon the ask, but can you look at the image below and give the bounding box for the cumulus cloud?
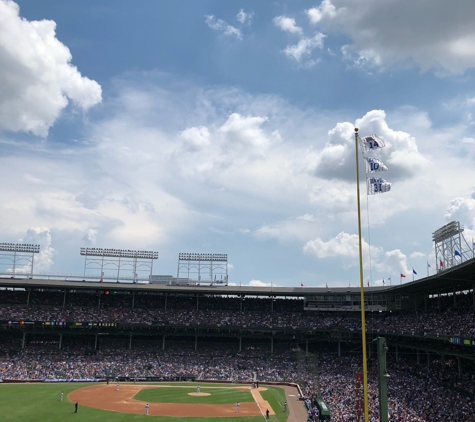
[283,33,326,62]
[21,227,54,273]
[307,0,475,74]
[205,15,242,39]
[179,126,210,152]
[273,16,303,35]
[0,0,102,136]
[308,109,429,181]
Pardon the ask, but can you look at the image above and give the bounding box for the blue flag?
[427,262,431,268]
[412,269,417,275]
[454,250,461,257]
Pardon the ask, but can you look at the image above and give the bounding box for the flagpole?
[354,128,369,422]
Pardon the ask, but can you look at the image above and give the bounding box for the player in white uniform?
[60,391,64,401]
[235,402,240,413]
[116,382,119,391]
[145,403,149,415]
[196,384,200,393]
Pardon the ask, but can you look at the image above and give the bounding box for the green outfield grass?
[134,385,253,404]
[0,383,290,422]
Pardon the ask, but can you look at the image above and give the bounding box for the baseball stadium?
[0,221,474,422]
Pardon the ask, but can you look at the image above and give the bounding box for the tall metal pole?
[355,128,369,422]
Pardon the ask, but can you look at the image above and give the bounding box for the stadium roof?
[1,257,473,297]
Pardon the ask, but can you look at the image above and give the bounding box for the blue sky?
[1,0,475,286]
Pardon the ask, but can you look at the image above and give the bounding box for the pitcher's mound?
[188,392,211,396]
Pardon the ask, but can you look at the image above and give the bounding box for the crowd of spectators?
[0,289,474,337]
[0,336,474,421]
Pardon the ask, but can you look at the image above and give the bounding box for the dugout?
[314,397,331,421]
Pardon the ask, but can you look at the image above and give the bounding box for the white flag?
[359,135,385,153]
[367,177,391,195]
[365,157,388,173]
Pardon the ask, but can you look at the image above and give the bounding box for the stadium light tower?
[0,243,40,278]
[354,128,369,422]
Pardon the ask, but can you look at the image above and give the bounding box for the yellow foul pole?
[354,127,369,422]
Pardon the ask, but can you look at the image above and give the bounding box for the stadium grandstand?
[1,253,474,421]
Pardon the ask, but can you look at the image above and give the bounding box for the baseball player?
[235,402,240,413]
[60,391,63,402]
[196,384,200,393]
[116,382,119,391]
[145,403,149,415]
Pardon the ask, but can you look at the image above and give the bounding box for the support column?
[162,335,166,351]
[271,298,274,312]
[417,349,420,364]
[27,289,31,306]
[458,357,462,377]
[59,333,63,350]
[472,284,475,310]
[22,332,26,349]
[98,294,101,310]
[306,339,309,355]
[196,295,199,310]
[132,292,135,310]
[377,337,389,422]
[338,340,341,357]
[270,337,274,354]
[453,288,456,309]
[94,334,98,350]
[195,335,198,351]
[129,334,132,350]
[240,297,243,312]
[239,336,242,352]
[63,290,67,308]
[165,294,168,311]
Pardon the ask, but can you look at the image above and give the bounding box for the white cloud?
[273,16,303,35]
[248,279,272,287]
[254,214,321,243]
[0,0,102,136]
[306,0,340,24]
[21,227,54,273]
[303,231,364,259]
[283,33,326,62]
[179,126,210,152]
[308,109,429,182]
[307,0,475,74]
[445,187,475,234]
[205,15,242,40]
[236,9,253,25]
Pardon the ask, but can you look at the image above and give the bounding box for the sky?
[1,0,475,287]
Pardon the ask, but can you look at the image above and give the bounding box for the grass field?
[0,383,290,422]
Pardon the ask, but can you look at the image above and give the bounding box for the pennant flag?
[382,278,385,285]
[367,281,370,288]
[364,157,388,173]
[413,269,417,275]
[359,134,386,153]
[400,273,406,278]
[300,283,305,287]
[388,276,391,283]
[367,177,391,195]
[454,250,461,258]
[326,283,328,289]
[439,260,444,268]
[427,262,431,268]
